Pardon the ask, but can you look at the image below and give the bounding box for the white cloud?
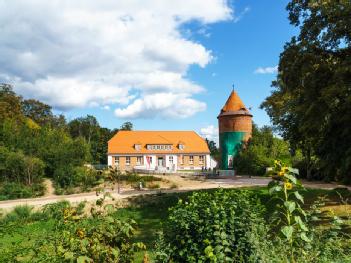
[0,0,234,118]
[115,92,206,119]
[200,125,219,143]
[254,66,278,74]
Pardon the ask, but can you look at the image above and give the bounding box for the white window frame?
[136,156,142,165]
[126,156,131,166]
[180,155,184,164]
[169,156,173,164]
[189,155,194,164]
[114,157,119,166]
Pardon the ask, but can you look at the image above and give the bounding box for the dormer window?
[178,144,185,150]
[134,144,141,151]
[146,144,172,150]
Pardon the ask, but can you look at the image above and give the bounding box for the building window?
[179,144,184,150]
[147,145,151,150]
[157,145,160,150]
[126,156,130,166]
[135,144,141,151]
[137,156,142,165]
[199,155,204,164]
[169,156,173,164]
[189,155,194,164]
[180,155,184,164]
[114,157,119,166]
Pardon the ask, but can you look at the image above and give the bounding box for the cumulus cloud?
[200,125,219,143]
[115,92,206,119]
[0,0,233,118]
[254,66,278,74]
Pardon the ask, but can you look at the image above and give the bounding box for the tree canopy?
[261,0,351,182]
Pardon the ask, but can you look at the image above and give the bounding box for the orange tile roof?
[108,131,210,154]
[221,91,247,112]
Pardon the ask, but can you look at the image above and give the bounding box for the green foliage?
[1,198,145,262]
[120,121,133,131]
[0,146,45,185]
[267,160,351,262]
[205,138,219,158]
[54,166,104,194]
[158,189,274,262]
[0,84,126,198]
[234,124,298,175]
[68,115,115,164]
[261,1,351,182]
[0,182,45,201]
[1,205,34,224]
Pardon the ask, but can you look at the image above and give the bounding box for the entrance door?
[158,157,164,167]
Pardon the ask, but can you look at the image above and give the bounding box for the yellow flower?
[278,171,284,176]
[284,182,293,190]
[282,167,289,173]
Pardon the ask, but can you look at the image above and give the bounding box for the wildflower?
[278,171,284,176]
[284,182,293,190]
[282,167,289,173]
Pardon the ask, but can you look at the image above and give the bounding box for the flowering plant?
[267,160,309,262]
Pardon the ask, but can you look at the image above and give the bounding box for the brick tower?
[217,90,252,170]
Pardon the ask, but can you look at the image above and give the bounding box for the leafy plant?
[267,160,308,261]
[15,196,145,262]
[158,189,274,262]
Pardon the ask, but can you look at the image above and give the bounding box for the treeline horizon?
[0,83,133,199]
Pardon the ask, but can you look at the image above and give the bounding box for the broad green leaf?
[284,201,296,213]
[294,216,308,231]
[284,173,297,184]
[288,167,299,175]
[281,226,293,240]
[269,185,282,194]
[300,232,310,242]
[294,191,304,203]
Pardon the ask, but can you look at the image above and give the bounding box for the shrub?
[18,198,145,262]
[157,189,274,262]
[0,182,45,200]
[1,205,33,223]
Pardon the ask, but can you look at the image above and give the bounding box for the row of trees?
[261,0,351,183]
[0,84,132,197]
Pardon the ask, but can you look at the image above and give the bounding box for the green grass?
[0,187,350,262]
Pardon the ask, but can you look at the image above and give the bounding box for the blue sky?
[0,0,298,141]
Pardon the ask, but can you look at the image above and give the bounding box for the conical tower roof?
[218,90,252,117]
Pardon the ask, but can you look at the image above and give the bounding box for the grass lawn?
[0,186,350,262]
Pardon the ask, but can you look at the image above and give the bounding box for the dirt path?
[43,178,55,196]
[0,176,349,212]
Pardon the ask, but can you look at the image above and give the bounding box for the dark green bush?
[0,182,45,200]
[157,189,275,262]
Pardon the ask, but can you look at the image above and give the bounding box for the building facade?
[217,90,253,170]
[107,131,217,172]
